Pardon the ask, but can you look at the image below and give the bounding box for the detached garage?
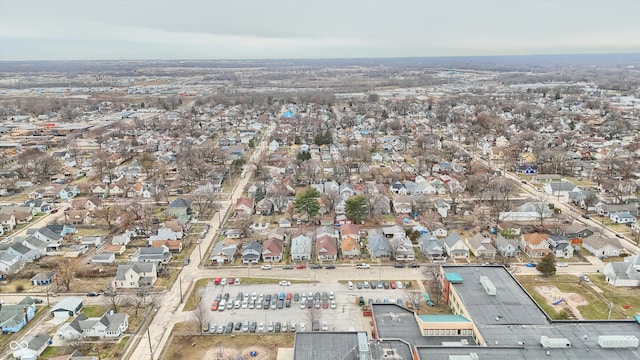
[50,297,83,318]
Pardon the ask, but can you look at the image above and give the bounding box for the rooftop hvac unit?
[479,276,496,296]
[448,353,479,360]
[597,335,639,349]
[540,336,571,349]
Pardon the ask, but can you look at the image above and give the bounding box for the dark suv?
[394,263,405,268]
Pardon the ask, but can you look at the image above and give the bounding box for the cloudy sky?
[1,0,639,60]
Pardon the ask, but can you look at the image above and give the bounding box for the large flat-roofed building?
[436,265,640,359]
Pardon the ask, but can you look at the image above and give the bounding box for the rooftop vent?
[448,353,479,360]
[480,276,496,296]
[597,335,639,349]
[540,335,571,349]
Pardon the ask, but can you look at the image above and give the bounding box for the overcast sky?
[1,0,639,60]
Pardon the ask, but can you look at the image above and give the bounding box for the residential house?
[0,213,16,231]
[418,232,444,260]
[150,240,182,253]
[58,312,129,339]
[112,262,157,289]
[316,235,338,262]
[609,211,637,224]
[164,197,192,218]
[32,227,62,250]
[0,297,37,333]
[255,198,274,215]
[50,297,83,318]
[111,232,132,246]
[443,232,469,260]
[279,218,292,228]
[389,233,415,261]
[434,199,451,218]
[582,235,624,258]
[30,271,56,286]
[494,235,520,258]
[65,210,89,225]
[557,224,595,244]
[234,198,255,217]
[0,251,24,274]
[368,231,392,260]
[262,238,284,262]
[520,233,551,259]
[210,240,238,264]
[544,181,579,201]
[241,241,262,264]
[340,236,361,259]
[82,236,104,248]
[11,333,51,360]
[465,233,496,260]
[91,253,116,264]
[547,235,574,259]
[225,229,244,239]
[7,242,41,262]
[130,246,172,264]
[392,195,412,215]
[290,234,312,262]
[603,255,640,287]
[595,203,638,216]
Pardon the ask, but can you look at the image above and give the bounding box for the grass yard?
[516,275,636,320]
[82,305,109,317]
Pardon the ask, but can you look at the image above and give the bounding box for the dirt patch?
[204,345,272,360]
[534,285,589,319]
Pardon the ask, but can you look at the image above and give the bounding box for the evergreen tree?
[344,195,368,224]
[297,151,311,161]
[294,187,320,221]
[536,254,557,277]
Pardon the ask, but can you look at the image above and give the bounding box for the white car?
[557,262,568,267]
[300,301,306,309]
[220,278,227,285]
[347,281,354,290]
[290,323,297,332]
[321,321,329,331]
[396,281,403,289]
[355,263,370,269]
[257,322,265,332]
[267,321,274,332]
[235,278,241,285]
[261,265,272,270]
[299,323,306,331]
[330,300,337,309]
[279,280,291,286]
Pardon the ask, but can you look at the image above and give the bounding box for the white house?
[11,333,51,360]
[58,311,129,339]
[112,262,157,289]
[443,232,469,259]
[603,255,640,287]
[290,234,312,262]
[582,235,623,258]
[609,211,637,224]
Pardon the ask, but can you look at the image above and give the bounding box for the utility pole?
[179,276,183,303]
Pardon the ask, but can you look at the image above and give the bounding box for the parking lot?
[198,278,412,334]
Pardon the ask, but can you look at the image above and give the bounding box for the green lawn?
[83,305,109,317]
[517,275,635,320]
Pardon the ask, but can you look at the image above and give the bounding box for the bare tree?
[423,266,444,306]
[404,290,422,310]
[189,188,221,218]
[104,289,126,313]
[57,258,78,292]
[191,300,210,334]
[305,307,323,329]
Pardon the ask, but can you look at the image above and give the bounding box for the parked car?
[33,298,43,304]
[234,321,242,331]
[390,281,396,289]
[261,265,272,270]
[228,278,235,285]
[257,322,265,332]
[525,263,536,268]
[249,321,257,332]
[296,263,307,269]
[87,292,99,297]
[235,278,241,285]
[279,280,291,286]
[355,263,370,269]
[225,322,233,334]
[310,264,322,269]
[394,263,405,268]
[267,321,274,332]
[220,278,227,285]
[408,263,420,268]
[581,214,590,219]
[275,322,281,333]
[325,264,336,269]
[321,321,329,331]
[283,265,294,270]
[313,320,320,331]
[557,262,568,267]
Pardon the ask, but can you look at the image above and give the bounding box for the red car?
[211,301,219,311]
[296,263,307,269]
[390,281,397,289]
[228,278,235,285]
